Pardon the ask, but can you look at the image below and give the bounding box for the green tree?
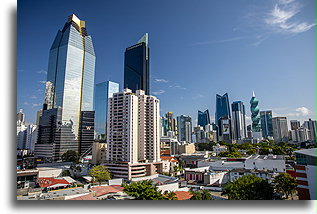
[246,148,257,155]
[61,150,79,163]
[272,146,285,155]
[89,165,111,185]
[163,191,177,200]
[61,169,71,177]
[273,173,297,199]
[122,180,163,200]
[222,175,274,200]
[190,189,213,200]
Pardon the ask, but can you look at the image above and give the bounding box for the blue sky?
[17,0,316,125]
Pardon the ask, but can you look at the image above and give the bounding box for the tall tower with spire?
[124,33,150,94]
[250,91,261,132]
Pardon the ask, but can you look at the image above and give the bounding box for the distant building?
[91,142,107,165]
[250,91,261,133]
[215,93,232,142]
[272,117,289,142]
[260,110,273,139]
[177,115,192,143]
[161,112,177,136]
[218,117,234,144]
[231,101,246,140]
[94,81,119,138]
[124,33,150,95]
[303,119,316,142]
[294,149,316,200]
[36,109,43,126]
[197,110,210,128]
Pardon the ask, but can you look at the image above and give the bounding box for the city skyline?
[17,0,316,125]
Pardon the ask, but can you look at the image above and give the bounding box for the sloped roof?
[174,191,192,200]
[160,156,178,162]
[67,194,97,200]
[91,185,124,197]
[38,177,70,188]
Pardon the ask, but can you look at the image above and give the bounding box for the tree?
[273,173,297,199]
[163,191,177,200]
[222,175,274,200]
[61,169,71,177]
[122,180,163,200]
[190,189,213,200]
[272,146,285,155]
[61,150,79,163]
[89,165,111,185]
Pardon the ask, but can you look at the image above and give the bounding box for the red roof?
[68,194,97,200]
[160,149,171,155]
[38,177,70,188]
[174,191,192,200]
[91,185,124,197]
[160,156,178,163]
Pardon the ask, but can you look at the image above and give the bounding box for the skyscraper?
[215,93,231,123]
[250,91,261,132]
[260,110,273,139]
[94,81,119,138]
[35,14,96,160]
[231,101,246,140]
[303,119,317,142]
[177,115,192,143]
[272,117,289,142]
[124,33,150,94]
[198,110,210,128]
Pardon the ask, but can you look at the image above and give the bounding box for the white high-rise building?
[106,89,160,164]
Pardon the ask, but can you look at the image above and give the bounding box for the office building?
[94,81,119,138]
[231,101,246,140]
[303,119,316,142]
[218,117,234,143]
[250,91,261,132]
[215,93,231,124]
[124,33,150,94]
[260,110,273,139]
[198,110,210,128]
[272,117,289,142]
[35,14,96,160]
[17,109,25,126]
[177,115,192,143]
[161,112,177,136]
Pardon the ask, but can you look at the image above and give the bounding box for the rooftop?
[38,177,70,188]
[67,193,97,200]
[173,191,192,200]
[91,185,124,197]
[294,148,317,157]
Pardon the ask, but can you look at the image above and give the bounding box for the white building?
[106,89,160,164]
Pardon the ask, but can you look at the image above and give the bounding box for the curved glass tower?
[36,14,96,160]
[215,93,231,123]
[198,110,210,128]
[250,91,261,132]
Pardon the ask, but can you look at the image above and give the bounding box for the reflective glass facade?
[94,81,119,137]
[124,33,150,94]
[37,14,95,160]
[198,110,210,128]
[215,93,231,123]
[260,110,273,138]
[177,115,192,143]
[232,101,246,140]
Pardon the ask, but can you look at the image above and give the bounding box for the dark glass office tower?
[260,110,273,138]
[35,14,96,161]
[232,101,246,140]
[215,93,231,122]
[198,110,210,128]
[124,33,150,94]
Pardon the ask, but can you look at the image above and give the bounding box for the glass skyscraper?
[124,33,150,95]
[250,91,261,132]
[177,115,192,143]
[36,14,96,160]
[198,110,210,128]
[231,101,246,140]
[215,93,231,123]
[94,81,119,138]
[260,110,273,138]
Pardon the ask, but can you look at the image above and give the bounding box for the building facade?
[35,14,96,160]
[272,117,289,142]
[198,110,210,128]
[231,101,246,140]
[303,119,316,142]
[124,33,150,95]
[94,81,119,138]
[177,115,192,143]
[260,110,273,139]
[250,91,261,132]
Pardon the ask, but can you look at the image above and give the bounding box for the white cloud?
[154,78,169,83]
[39,80,46,84]
[265,1,315,34]
[31,103,42,108]
[30,95,37,99]
[37,69,47,75]
[192,94,205,99]
[295,107,310,116]
[152,90,165,95]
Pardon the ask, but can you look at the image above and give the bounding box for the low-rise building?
[228,168,277,183]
